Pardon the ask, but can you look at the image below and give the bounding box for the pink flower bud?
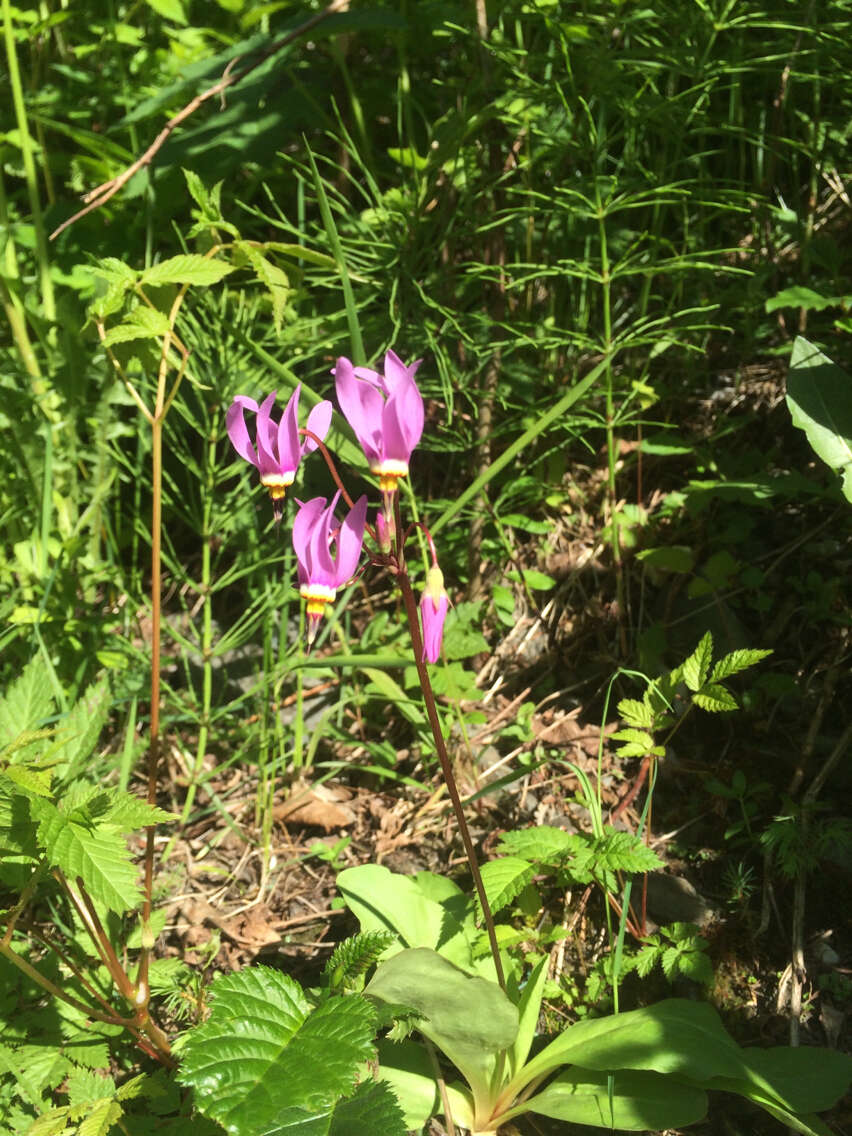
[420,566,448,663]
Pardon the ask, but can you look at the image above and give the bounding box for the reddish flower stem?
[393,495,505,990]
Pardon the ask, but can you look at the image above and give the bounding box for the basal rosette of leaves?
[332,865,851,1135]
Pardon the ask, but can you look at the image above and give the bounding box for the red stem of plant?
[392,506,505,990]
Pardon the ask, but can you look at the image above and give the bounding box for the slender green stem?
[2,0,55,323]
[395,565,505,991]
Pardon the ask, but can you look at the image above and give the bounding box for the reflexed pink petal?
[275,386,302,474]
[293,496,327,585]
[255,391,280,478]
[307,493,339,588]
[334,495,368,585]
[302,399,333,454]
[335,356,385,464]
[383,349,421,393]
[226,396,260,467]
[352,364,385,393]
[396,373,424,453]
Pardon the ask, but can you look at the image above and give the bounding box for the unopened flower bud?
[420,566,449,663]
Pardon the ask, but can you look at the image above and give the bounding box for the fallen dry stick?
[50,0,348,240]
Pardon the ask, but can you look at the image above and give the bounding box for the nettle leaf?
[178,967,377,1136]
[101,791,176,831]
[611,728,662,758]
[710,648,772,682]
[477,857,535,919]
[682,632,714,693]
[51,676,111,782]
[328,1080,405,1136]
[29,798,141,913]
[101,305,170,346]
[591,829,663,875]
[618,698,654,729]
[497,826,581,865]
[693,684,739,713]
[0,657,55,752]
[139,253,235,288]
[4,765,52,797]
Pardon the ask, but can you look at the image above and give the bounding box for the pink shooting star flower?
[226,386,332,518]
[334,350,424,493]
[420,565,449,663]
[293,492,368,644]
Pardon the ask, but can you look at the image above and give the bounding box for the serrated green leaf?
[101,306,170,346]
[592,829,664,875]
[51,676,111,781]
[139,254,234,288]
[102,792,177,830]
[4,765,52,796]
[328,1080,406,1136]
[30,799,141,913]
[612,728,658,758]
[477,857,535,918]
[766,287,838,314]
[67,1067,115,1106]
[0,658,55,751]
[178,967,376,1136]
[618,698,654,729]
[89,257,137,286]
[710,648,772,682]
[496,826,581,865]
[693,684,739,713]
[77,1098,122,1136]
[238,244,290,331]
[682,632,713,692]
[23,1109,71,1136]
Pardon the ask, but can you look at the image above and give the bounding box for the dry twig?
[50,0,348,240]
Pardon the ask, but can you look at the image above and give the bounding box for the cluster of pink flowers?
[226,350,448,661]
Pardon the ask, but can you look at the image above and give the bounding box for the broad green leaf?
[699,1046,852,1115]
[635,545,695,574]
[101,306,170,346]
[514,999,749,1091]
[682,631,713,692]
[336,865,477,973]
[525,1067,707,1130]
[373,1040,439,1131]
[510,955,549,1078]
[366,949,518,1100]
[693,684,739,712]
[478,857,535,918]
[361,668,424,725]
[178,967,376,1136]
[507,568,557,591]
[143,0,187,23]
[787,336,852,503]
[139,254,234,288]
[710,648,773,682]
[30,798,141,913]
[766,287,841,313]
[374,1040,474,1132]
[0,657,54,751]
